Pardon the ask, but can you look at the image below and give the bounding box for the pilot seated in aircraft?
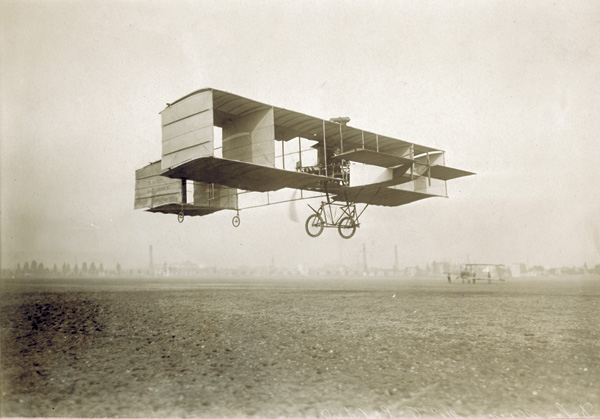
[329,150,350,185]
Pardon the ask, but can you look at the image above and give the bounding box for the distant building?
[404,266,418,277]
[510,263,527,278]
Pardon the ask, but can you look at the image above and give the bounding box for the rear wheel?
[338,216,357,239]
[305,214,324,237]
[178,211,184,223]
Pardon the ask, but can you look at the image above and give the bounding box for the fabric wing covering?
[175,89,441,156]
[162,156,334,192]
[332,185,439,207]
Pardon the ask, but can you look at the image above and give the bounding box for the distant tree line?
[3,260,123,278]
[2,259,600,280]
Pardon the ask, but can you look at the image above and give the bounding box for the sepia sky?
[1,0,599,271]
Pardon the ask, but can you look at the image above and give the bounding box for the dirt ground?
[1,276,598,418]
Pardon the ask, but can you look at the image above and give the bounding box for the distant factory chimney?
[362,243,368,274]
[394,245,398,274]
[149,245,154,276]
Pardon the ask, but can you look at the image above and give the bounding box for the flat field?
[1,276,599,418]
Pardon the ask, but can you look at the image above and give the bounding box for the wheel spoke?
[338,216,356,239]
[305,214,324,237]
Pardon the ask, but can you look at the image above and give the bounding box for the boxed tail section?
[135,161,183,210]
[135,160,237,216]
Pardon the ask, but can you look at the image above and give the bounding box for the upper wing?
[428,165,475,181]
[332,148,414,168]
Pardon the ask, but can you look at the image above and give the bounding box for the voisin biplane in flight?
[134,88,473,239]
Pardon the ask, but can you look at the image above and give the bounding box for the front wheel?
[305,214,324,238]
[178,211,185,223]
[338,216,357,239]
[232,215,241,227]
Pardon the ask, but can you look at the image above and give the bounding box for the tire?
[178,211,184,223]
[338,216,356,239]
[305,214,324,238]
[232,215,241,227]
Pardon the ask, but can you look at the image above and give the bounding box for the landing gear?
[178,211,185,223]
[338,216,356,239]
[232,214,241,227]
[305,214,324,237]
[305,194,366,239]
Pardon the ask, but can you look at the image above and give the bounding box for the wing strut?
[427,152,431,186]
[178,178,187,223]
[356,187,381,221]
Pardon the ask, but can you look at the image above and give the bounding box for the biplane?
[459,264,507,283]
[134,88,474,239]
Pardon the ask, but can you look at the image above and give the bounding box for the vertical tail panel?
[160,90,214,171]
[222,107,275,167]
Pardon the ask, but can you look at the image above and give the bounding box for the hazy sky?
[2,0,599,271]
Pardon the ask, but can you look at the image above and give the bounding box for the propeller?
[288,189,300,223]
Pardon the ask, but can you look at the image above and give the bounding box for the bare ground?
[1,276,599,418]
